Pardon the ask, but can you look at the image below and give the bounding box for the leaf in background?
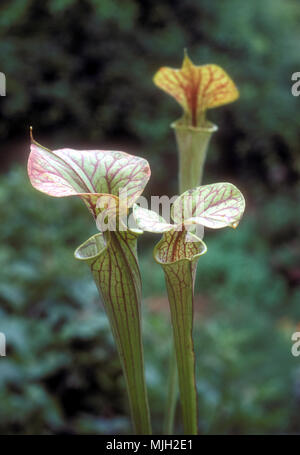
[153,51,239,126]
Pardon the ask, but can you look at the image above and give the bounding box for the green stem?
[75,230,151,434]
[162,120,217,434]
[172,120,218,193]
[163,346,178,434]
[155,231,206,435]
[163,258,198,434]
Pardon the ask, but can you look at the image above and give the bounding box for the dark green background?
[0,0,300,434]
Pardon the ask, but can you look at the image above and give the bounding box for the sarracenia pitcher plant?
[154,50,239,192]
[134,183,245,434]
[27,53,243,436]
[153,51,240,433]
[27,131,151,434]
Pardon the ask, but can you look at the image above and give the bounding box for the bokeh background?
[1,0,300,435]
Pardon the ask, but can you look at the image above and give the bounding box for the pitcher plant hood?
[153,50,239,127]
[27,128,151,220]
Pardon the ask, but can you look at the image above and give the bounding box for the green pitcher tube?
[172,120,218,192]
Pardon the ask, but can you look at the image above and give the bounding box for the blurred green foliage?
[0,167,300,434]
[1,0,300,435]
[1,0,300,188]
[0,167,130,433]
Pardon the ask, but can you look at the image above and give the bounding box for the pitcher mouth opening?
[74,232,107,261]
[154,230,207,266]
[171,119,218,134]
